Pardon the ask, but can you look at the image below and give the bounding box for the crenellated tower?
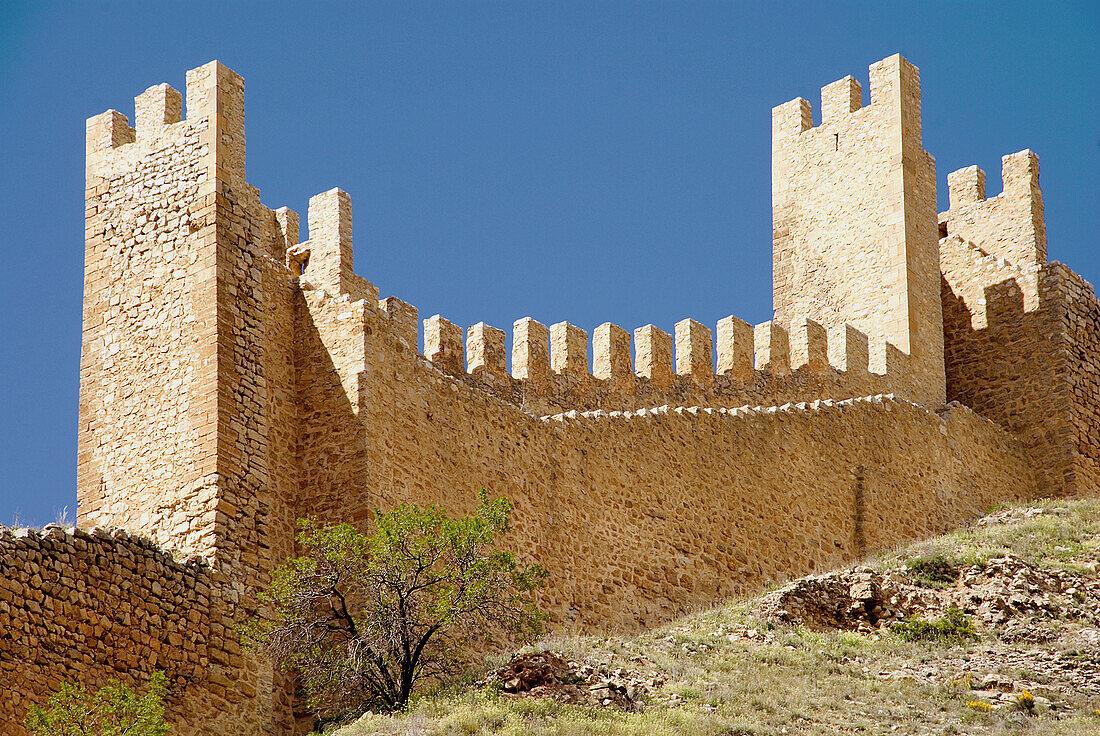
[938,151,1099,497]
[80,61,300,734]
[80,62,299,574]
[771,54,944,406]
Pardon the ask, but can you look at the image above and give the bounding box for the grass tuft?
[890,608,979,644]
[904,553,960,588]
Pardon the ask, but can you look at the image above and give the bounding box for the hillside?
[334,498,1100,735]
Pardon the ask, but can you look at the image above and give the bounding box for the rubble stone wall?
[1061,266,1100,494]
[79,83,221,558]
[0,526,251,736]
[940,216,1099,498]
[78,62,302,735]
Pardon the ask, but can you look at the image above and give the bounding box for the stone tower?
[79,62,299,579]
[771,54,944,406]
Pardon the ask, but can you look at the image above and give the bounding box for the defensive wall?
[1,54,1096,734]
[939,152,1100,498]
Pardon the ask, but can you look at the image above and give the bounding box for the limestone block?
[593,323,631,380]
[634,325,673,384]
[305,188,353,294]
[424,315,464,374]
[821,75,861,123]
[550,322,588,376]
[379,296,418,350]
[790,318,828,373]
[675,318,713,381]
[513,317,550,381]
[947,165,986,209]
[135,84,182,137]
[716,315,753,379]
[827,324,869,374]
[754,321,789,375]
[467,322,506,377]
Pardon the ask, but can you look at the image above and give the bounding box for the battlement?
[280,171,932,415]
[423,311,896,384]
[940,150,1046,267]
[772,54,921,145]
[86,61,246,177]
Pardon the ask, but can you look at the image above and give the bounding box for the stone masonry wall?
[80,86,221,557]
[939,154,1099,497]
[423,311,901,418]
[78,63,304,735]
[1060,265,1100,494]
[0,526,220,735]
[941,151,1046,268]
[59,55,1095,734]
[939,236,1072,497]
[295,282,1037,632]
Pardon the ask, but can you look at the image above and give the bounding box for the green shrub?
[244,491,547,719]
[25,671,168,736]
[891,608,977,643]
[905,554,959,589]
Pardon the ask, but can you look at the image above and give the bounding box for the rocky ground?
[337,499,1100,735]
[754,547,1100,713]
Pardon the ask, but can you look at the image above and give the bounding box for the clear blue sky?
[1,2,1096,527]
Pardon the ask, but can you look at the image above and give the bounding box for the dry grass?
[878,498,1100,575]
[332,498,1100,736]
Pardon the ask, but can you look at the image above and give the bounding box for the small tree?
[246,491,547,717]
[24,671,168,736]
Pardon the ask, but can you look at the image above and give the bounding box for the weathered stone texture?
[0,526,243,734]
[289,290,1039,628]
[77,60,302,734]
[940,164,1099,498]
[942,151,1046,267]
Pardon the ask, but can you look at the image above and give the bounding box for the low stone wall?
[0,525,275,736]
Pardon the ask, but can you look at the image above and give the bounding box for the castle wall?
[424,313,900,416]
[295,287,1037,631]
[0,525,280,736]
[939,155,1099,497]
[79,62,305,735]
[940,261,1099,498]
[771,55,944,406]
[1062,266,1100,493]
[940,245,1071,496]
[80,88,222,556]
